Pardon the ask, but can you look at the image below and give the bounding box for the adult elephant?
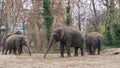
[44,27,84,58]
[86,32,104,55]
[4,34,31,56]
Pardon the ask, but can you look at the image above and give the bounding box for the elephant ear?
[53,28,65,39]
[59,29,64,39]
[20,36,27,45]
[20,37,25,44]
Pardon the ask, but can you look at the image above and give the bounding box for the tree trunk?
[91,0,98,31]
[78,0,81,30]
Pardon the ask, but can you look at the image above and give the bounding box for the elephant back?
[53,26,81,33]
[6,35,26,45]
[86,32,104,46]
[66,27,81,33]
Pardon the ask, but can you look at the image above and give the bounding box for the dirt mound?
[102,48,120,55]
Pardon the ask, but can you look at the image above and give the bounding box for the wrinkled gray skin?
[44,27,84,58]
[86,32,104,55]
[4,35,31,56]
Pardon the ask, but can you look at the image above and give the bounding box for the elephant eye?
[53,34,59,38]
[53,34,57,37]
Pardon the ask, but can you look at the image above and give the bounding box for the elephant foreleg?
[18,49,21,55]
[65,42,71,57]
[2,48,5,54]
[5,49,8,55]
[66,47,71,57]
[17,46,21,55]
[80,47,84,56]
[74,47,78,56]
[9,49,12,54]
[60,42,64,57]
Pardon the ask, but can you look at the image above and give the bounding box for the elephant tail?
[99,36,104,46]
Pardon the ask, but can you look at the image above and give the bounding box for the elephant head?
[44,27,64,58]
[19,36,31,56]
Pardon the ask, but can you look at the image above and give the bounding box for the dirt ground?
[0,48,120,68]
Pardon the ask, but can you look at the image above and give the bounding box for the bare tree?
[77,0,81,30]
[91,0,98,31]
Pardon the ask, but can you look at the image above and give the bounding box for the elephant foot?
[5,52,8,55]
[2,51,4,54]
[98,52,100,55]
[67,55,71,57]
[88,53,92,55]
[89,52,95,55]
[98,53,100,55]
[18,54,21,56]
[81,54,84,56]
[90,53,95,55]
[5,52,7,55]
[2,52,4,54]
[60,55,64,58]
[13,53,17,55]
[74,54,78,57]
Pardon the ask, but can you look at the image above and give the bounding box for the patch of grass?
[103,45,120,50]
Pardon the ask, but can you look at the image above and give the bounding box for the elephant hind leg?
[98,46,101,55]
[98,49,100,55]
[74,47,78,56]
[89,46,92,55]
[66,45,71,57]
[9,49,12,54]
[13,48,17,55]
[91,46,96,55]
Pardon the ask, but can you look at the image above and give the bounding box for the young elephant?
[2,31,22,54]
[5,35,31,56]
[86,32,104,55]
[44,26,84,58]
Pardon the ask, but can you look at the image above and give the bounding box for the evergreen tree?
[65,0,71,25]
[104,0,114,46]
[42,0,53,41]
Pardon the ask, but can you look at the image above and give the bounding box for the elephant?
[2,31,22,54]
[4,34,31,56]
[44,27,84,58]
[86,32,104,55]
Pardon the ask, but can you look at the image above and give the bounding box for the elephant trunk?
[25,40,31,56]
[26,45,31,56]
[44,38,55,59]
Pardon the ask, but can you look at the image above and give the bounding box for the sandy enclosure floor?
[0,48,120,68]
